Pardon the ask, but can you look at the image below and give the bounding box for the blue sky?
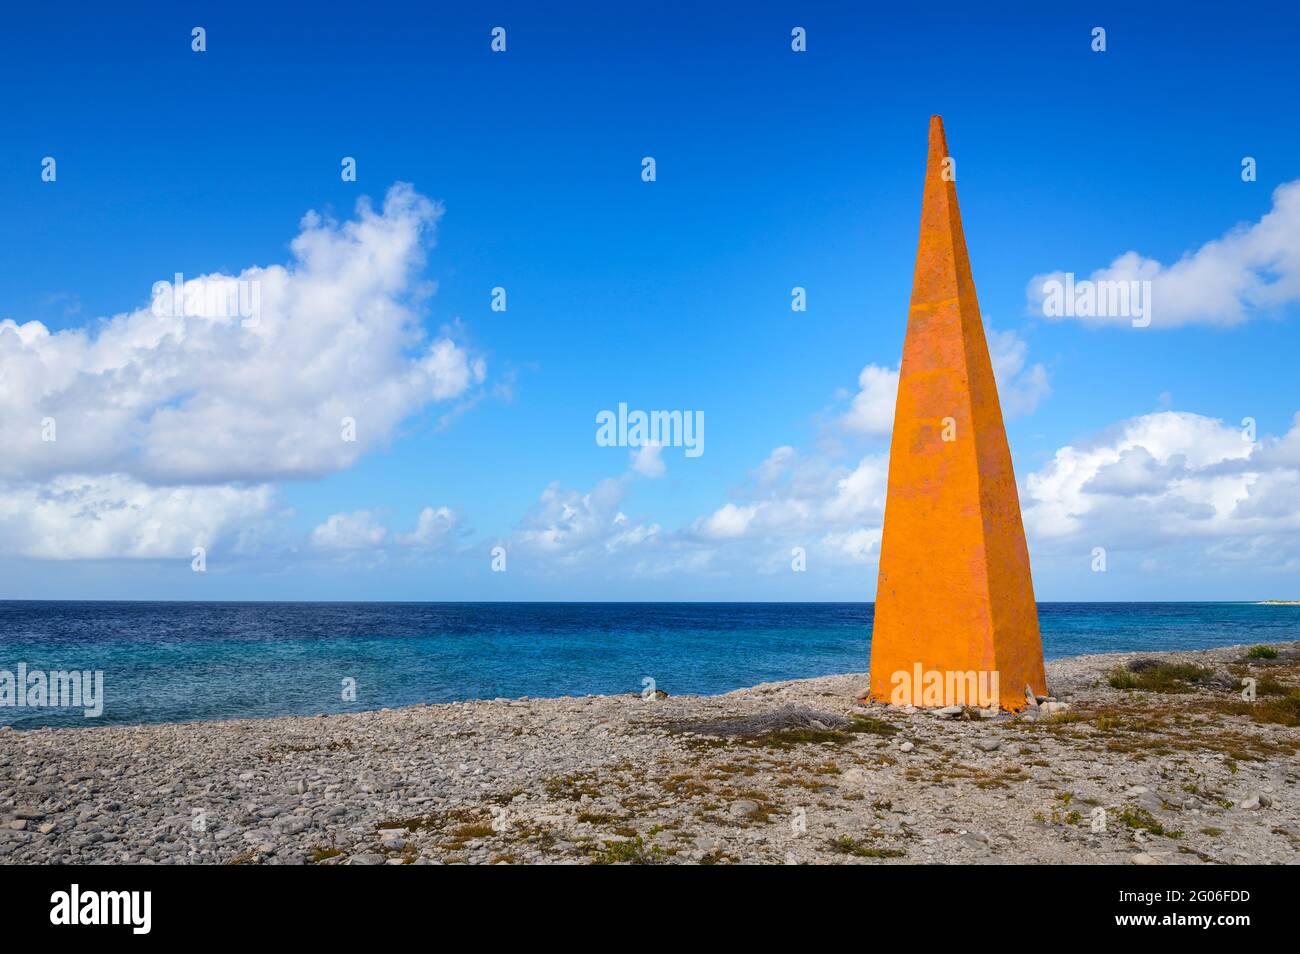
[1,1,1299,601]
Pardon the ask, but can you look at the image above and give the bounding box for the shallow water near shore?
[1,601,1296,728]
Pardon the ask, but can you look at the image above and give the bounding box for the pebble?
[0,641,1293,866]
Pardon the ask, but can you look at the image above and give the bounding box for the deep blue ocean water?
[0,601,1296,728]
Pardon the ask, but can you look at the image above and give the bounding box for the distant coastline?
[1258,600,1300,605]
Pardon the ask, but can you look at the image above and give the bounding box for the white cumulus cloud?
[1028,179,1300,327]
[629,442,666,479]
[396,506,459,547]
[987,328,1050,417]
[0,183,483,485]
[0,475,275,560]
[310,510,389,551]
[841,365,898,436]
[1023,411,1300,564]
[0,184,483,561]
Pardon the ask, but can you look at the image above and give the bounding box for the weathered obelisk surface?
[869,116,1047,712]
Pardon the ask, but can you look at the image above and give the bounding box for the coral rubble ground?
[2,643,1298,865]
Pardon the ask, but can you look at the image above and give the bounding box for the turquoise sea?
[0,601,1296,728]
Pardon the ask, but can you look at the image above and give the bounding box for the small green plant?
[1046,710,1085,724]
[1220,689,1300,727]
[590,836,665,865]
[848,716,899,736]
[1107,668,1138,690]
[545,772,603,799]
[827,835,906,859]
[1246,645,1279,660]
[1108,663,1214,694]
[450,824,496,840]
[1117,805,1182,838]
[1255,674,1290,696]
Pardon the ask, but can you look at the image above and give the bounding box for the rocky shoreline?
[2,641,1298,865]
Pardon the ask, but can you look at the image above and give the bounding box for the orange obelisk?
[868,116,1047,712]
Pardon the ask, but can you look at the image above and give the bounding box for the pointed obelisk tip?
[927,115,948,156]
